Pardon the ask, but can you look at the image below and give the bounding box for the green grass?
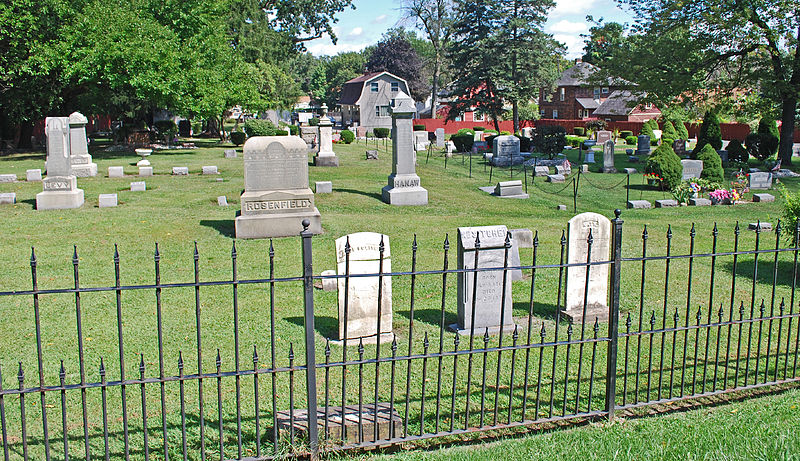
[0,138,797,459]
[362,387,800,460]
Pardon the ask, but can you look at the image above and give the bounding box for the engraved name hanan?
[393,177,420,188]
[244,199,311,212]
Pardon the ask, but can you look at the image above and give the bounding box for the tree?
[693,110,722,155]
[581,19,627,66]
[610,0,800,164]
[446,0,562,132]
[365,34,427,101]
[308,51,366,108]
[400,0,454,118]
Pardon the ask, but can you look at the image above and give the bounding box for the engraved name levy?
[44,181,71,191]
[244,199,311,212]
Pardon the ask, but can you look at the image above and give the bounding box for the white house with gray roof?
[339,71,412,131]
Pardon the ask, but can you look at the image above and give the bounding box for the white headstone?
[0,193,16,204]
[335,232,392,341]
[68,112,97,177]
[564,212,612,323]
[37,117,84,210]
[314,104,339,167]
[98,194,118,208]
[381,92,428,206]
[235,136,322,238]
[0,174,16,183]
[131,181,146,192]
[680,159,703,180]
[202,165,218,175]
[26,169,42,181]
[435,128,445,148]
[454,225,517,335]
[315,181,332,194]
[602,140,616,173]
[414,131,429,152]
[217,196,228,206]
[108,166,124,178]
[224,149,237,158]
[139,166,153,177]
[749,172,772,190]
[172,166,189,175]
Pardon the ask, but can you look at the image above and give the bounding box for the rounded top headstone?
[68,112,88,125]
[243,135,307,156]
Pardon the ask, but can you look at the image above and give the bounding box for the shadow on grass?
[722,258,800,287]
[285,315,338,340]
[397,308,458,329]
[200,219,235,238]
[513,301,562,320]
[0,152,45,162]
[20,198,36,209]
[337,188,383,202]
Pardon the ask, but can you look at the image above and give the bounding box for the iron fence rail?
[0,212,797,460]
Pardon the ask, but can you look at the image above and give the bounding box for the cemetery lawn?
[0,138,799,458]
[364,386,800,460]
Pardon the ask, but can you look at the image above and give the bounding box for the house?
[339,72,412,131]
[539,61,619,120]
[592,90,661,122]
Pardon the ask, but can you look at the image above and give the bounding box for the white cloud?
[307,41,370,56]
[372,14,388,24]
[553,34,585,59]
[347,27,364,38]
[551,0,597,17]
[547,20,589,35]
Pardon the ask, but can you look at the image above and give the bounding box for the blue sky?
[307,0,635,58]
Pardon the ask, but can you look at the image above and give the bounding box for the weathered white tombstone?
[749,172,772,190]
[547,174,565,183]
[491,135,521,167]
[67,112,97,177]
[414,131,429,152]
[596,130,612,144]
[224,149,237,158]
[335,232,392,342]
[139,166,153,177]
[602,140,616,173]
[0,174,16,183]
[108,166,124,178]
[172,166,189,175]
[131,181,146,192]
[0,193,16,204]
[493,180,527,198]
[534,166,550,176]
[26,169,42,181]
[381,92,428,206]
[37,117,85,210]
[435,128,445,148]
[453,225,517,335]
[680,159,703,180]
[202,165,218,175]
[98,194,118,208]
[510,228,534,249]
[446,141,456,154]
[217,196,228,206]
[315,181,332,194]
[752,193,775,202]
[235,136,322,238]
[563,212,611,323]
[314,104,339,166]
[321,269,337,291]
[300,126,319,153]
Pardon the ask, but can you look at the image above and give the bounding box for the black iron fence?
[0,211,798,460]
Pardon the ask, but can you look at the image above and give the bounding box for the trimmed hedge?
[645,142,682,189]
[625,135,637,145]
[230,131,246,146]
[620,130,633,139]
[244,119,277,137]
[696,143,724,183]
[451,134,474,152]
[374,127,390,138]
[756,115,779,159]
[573,127,586,136]
[473,126,486,131]
[456,128,475,137]
[532,125,566,159]
[413,124,426,131]
[727,139,748,163]
[661,120,677,144]
[340,129,355,144]
[693,111,722,155]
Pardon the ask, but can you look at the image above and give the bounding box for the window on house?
[391,82,399,92]
[540,109,545,116]
[553,109,559,119]
[454,113,463,122]
[559,87,565,101]
[371,82,379,92]
[644,103,653,110]
[593,87,600,98]
[375,105,390,117]
[602,87,609,94]
[474,112,485,121]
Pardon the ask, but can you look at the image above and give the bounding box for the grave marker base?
[36,189,84,210]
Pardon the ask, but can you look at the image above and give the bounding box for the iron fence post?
[606,209,623,421]
[300,220,320,459]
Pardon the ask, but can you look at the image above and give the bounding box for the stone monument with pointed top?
[381,92,428,206]
[67,112,97,177]
[314,103,339,167]
[37,117,85,210]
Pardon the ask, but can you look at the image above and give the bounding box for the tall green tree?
[610,0,800,164]
[581,19,627,66]
[365,34,427,101]
[308,51,366,108]
[446,0,562,131]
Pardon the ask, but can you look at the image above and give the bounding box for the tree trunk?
[493,116,500,132]
[431,55,440,119]
[16,121,34,149]
[511,1,519,134]
[779,96,796,165]
[205,117,221,138]
[219,114,226,142]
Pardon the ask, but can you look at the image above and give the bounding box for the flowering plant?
[709,189,732,203]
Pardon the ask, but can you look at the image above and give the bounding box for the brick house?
[539,62,618,119]
[592,90,661,122]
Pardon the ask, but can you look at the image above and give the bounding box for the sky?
[306,0,636,59]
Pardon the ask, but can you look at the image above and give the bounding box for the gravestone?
[131,181,146,191]
[68,112,97,177]
[26,169,42,181]
[547,174,565,183]
[521,127,534,139]
[366,150,379,160]
[688,197,711,206]
[472,140,488,153]
[672,139,687,156]
[98,194,118,208]
[584,152,595,163]
[635,135,651,156]
[300,126,319,153]
[315,181,332,194]
[356,126,367,138]
[202,166,218,175]
[680,159,703,180]
[0,174,16,183]
[37,117,85,210]
[510,228,534,249]
[446,141,456,154]
[563,212,611,323]
[381,92,428,206]
[224,149,237,158]
[557,205,568,211]
[178,120,191,137]
[655,199,679,208]
[596,131,612,144]
[580,164,589,173]
[335,232,392,342]
[491,136,521,166]
[492,180,528,198]
[452,225,517,335]
[435,128,445,148]
[172,167,189,175]
[749,172,772,190]
[321,270,337,292]
[749,222,772,231]
[0,193,16,205]
[414,131,429,152]
[602,140,616,173]
[235,136,322,238]
[139,166,153,177]
[108,166,124,178]
[623,168,637,175]
[314,104,339,167]
[752,193,774,203]
[627,200,651,209]
[217,196,228,206]
[534,166,549,176]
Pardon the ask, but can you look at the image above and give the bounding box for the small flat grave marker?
[752,193,775,203]
[0,193,16,204]
[26,169,42,181]
[98,194,118,208]
[172,167,189,175]
[202,165,218,175]
[131,181,146,192]
[108,167,124,178]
